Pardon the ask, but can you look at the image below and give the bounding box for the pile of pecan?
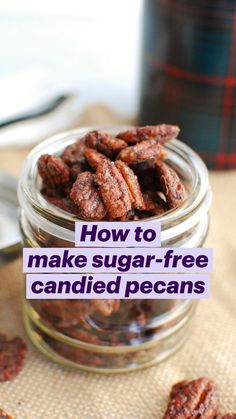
[163,377,235,419]
[36,125,184,351]
[38,125,184,220]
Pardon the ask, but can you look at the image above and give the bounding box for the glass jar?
[18,127,211,373]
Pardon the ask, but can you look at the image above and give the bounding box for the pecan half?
[163,377,220,419]
[61,141,85,165]
[222,415,236,419]
[38,154,70,187]
[85,130,127,158]
[91,299,120,317]
[84,147,109,170]
[117,139,166,165]
[117,124,180,144]
[95,160,132,219]
[115,160,145,210]
[0,334,27,382]
[70,171,106,220]
[155,160,184,209]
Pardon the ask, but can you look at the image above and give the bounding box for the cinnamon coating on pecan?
[117,124,180,144]
[222,415,236,418]
[0,334,27,382]
[163,377,220,419]
[95,160,132,218]
[115,160,145,210]
[38,154,70,187]
[84,147,109,170]
[70,172,106,220]
[91,299,120,316]
[117,139,166,165]
[155,160,184,209]
[85,130,127,158]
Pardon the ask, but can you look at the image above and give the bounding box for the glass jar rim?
[18,126,212,243]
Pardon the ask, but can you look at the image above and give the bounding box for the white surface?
[0,69,85,147]
[0,1,143,122]
[0,69,74,123]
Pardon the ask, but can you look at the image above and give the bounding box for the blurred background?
[1,0,236,168]
[0,0,142,149]
[0,0,142,115]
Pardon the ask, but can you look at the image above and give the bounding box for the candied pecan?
[117,124,180,144]
[117,139,166,165]
[85,130,127,158]
[0,408,13,419]
[155,160,184,209]
[70,172,106,220]
[38,154,70,187]
[115,160,145,210]
[143,191,168,215]
[222,415,236,418]
[84,147,109,170]
[48,197,81,216]
[91,299,120,317]
[95,160,132,219]
[0,334,27,382]
[163,377,220,419]
[61,140,85,165]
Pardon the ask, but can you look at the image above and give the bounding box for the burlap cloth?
[0,108,235,418]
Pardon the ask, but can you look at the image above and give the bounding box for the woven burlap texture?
[0,171,235,419]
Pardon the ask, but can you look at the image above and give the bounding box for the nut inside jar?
[19,124,211,372]
[34,125,185,342]
[38,125,184,221]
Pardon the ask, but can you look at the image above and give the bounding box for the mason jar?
[18,127,211,373]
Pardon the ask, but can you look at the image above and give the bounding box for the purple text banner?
[26,273,210,299]
[75,222,161,247]
[23,248,213,273]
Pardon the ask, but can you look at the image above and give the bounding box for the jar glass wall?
[18,127,211,373]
